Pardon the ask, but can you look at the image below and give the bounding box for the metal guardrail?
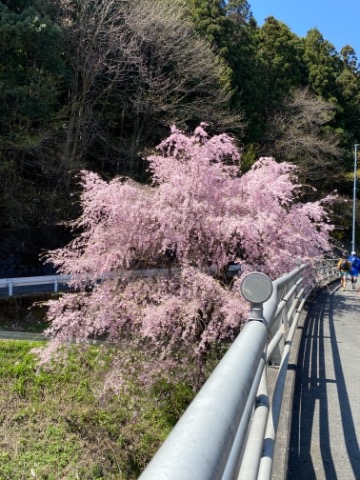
[138,258,340,480]
[0,270,177,297]
[0,263,243,298]
[313,257,339,288]
[0,274,72,296]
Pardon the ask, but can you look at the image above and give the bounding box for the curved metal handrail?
[138,258,339,480]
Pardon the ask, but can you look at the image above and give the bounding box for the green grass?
[0,341,194,479]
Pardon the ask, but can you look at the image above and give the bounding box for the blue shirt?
[347,254,360,275]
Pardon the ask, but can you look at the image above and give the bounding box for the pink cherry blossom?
[37,125,334,389]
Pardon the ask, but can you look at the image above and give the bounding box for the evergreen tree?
[335,46,360,144]
[303,28,340,99]
[187,0,228,54]
[255,17,306,113]
[0,0,68,227]
[223,0,261,142]
[303,30,360,153]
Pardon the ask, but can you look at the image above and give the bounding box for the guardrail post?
[248,302,265,322]
[266,258,303,365]
[268,312,286,366]
[54,276,58,292]
[8,279,13,296]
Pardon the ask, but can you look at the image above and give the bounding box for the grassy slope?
[0,340,194,479]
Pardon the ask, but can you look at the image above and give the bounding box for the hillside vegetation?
[1,0,360,240]
[0,340,194,479]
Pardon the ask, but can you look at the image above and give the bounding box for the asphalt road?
[286,282,360,480]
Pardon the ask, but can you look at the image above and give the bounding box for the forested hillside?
[1,0,359,247]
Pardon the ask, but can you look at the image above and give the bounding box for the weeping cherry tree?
[37,124,334,389]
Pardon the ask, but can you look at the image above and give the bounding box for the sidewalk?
[286,282,360,479]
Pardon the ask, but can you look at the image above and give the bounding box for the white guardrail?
[138,257,339,480]
[0,269,175,297]
[0,274,72,296]
[0,264,242,298]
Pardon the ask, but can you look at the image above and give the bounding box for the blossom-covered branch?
[38,124,334,389]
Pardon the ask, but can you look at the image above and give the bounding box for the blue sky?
[249,0,360,56]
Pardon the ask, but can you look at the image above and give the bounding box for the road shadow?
[286,285,360,479]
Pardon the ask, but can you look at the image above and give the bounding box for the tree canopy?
[1,0,360,243]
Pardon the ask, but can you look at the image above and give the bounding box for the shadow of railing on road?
[327,289,360,476]
[286,284,360,479]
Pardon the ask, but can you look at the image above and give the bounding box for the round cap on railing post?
[241,272,273,325]
[240,272,273,304]
[295,257,302,268]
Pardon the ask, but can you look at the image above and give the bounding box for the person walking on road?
[347,250,360,290]
[337,257,351,291]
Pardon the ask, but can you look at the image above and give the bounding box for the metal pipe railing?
[257,295,308,480]
[220,353,267,480]
[138,258,338,480]
[138,319,268,480]
[237,367,270,480]
[0,268,178,297]
[0,274,72,296]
